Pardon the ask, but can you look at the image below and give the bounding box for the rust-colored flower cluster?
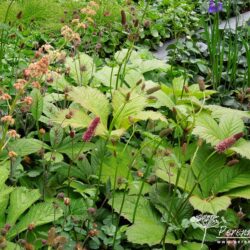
[13,79,27,91]
[24,56,49,78]
[61,25,81,47]
[81,1,99,16]
[1,115,15,126]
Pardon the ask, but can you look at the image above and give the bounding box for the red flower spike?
[82,117,100,142]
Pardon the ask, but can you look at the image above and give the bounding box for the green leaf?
[112,89,147,129]
[137,59,169,73]
[231,140,250,160]
[69,87,110,127]
[206,105,250,119]
[94,66,118,87]
[219,114,244,139]
[5,241,22,250]
[57,140,95,160]
[8,138,49,157]
[44,152,64,163]
[65,52,95,84]
[101,154,133,189]
[177,242,208,250]
[7,202,63,239]
[193,113,244,146]
[109,193,179,246]
[114,49,140,64]
[0,163,9,188]
[30,89,43,121]
[226,186,250,199]
[212,160,250,193]
[189,196,231,214]
[69,198,88,220]
[0,187,13,227]
[6,187,41,225]
[52,108,91,129]
[192,113,222,145]
[50,126,64,148]
[131,111,168,124]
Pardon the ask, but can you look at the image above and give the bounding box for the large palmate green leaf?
[192,113,223,145]
[189,196,231,214]
[193,113,244,146]
[7,202,63,239]
[109,193,179,246]
[193,112,250,159]
[6,187,41,225]
[65,52,95,84]
[69,86,110,127]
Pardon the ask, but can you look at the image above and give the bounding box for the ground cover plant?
[0,0,250,250]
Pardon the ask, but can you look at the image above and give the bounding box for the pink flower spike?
[82,117,100,142]
[215,132,244,153]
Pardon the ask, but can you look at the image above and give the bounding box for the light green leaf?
[192,113,222,145]
[137,59,169,73]
[69,87,110,127]
[231,140,250,160]
[6,187,41,225]
[114,49,140,64]
[219,114,244,139]
[94,66,118,87]
[52,108,91,129]
[112,89,147,129]
[7,202,63,239]
[65,52,95,84]
[206,105,250,119]
[44,152,64,163]
[8,139,49,157]
[131,111,168,124]
[5,241,21,250]
[189,196,231,214]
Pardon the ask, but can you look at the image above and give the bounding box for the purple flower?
[208,0,223,14]
[82,117,100,142]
